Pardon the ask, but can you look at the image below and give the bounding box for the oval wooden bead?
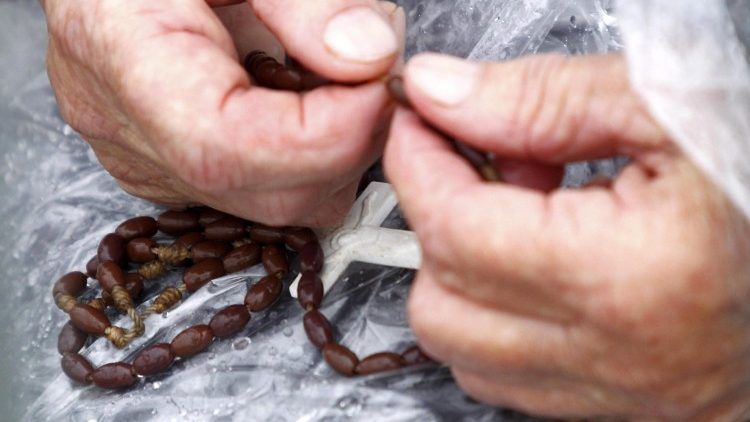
[133,343,175,376]
[283,227,317,251]
[244,275,282,312]
[61,353,94,385]
[57,321,87,354]
[297,271,324,310]
[222,244,261,273]
[183,258,226,293]
[174,232,204,249]
[96,261,126,293]
[191,241,231,262]
[115,216,158,241]
[91,362,137,389]
[157,210,200,235]
[126,237,157,263]
[272,68,302,91]
[261,245,288,278]
[303,309,334,349]
[171,325,214,358]
[209,305,251,338]
[85,256,99,279]
[323,343,359,376]
[53,271,87,298]
[204,216,246,242]
[124,273,144,299]
[401,345,432,366]
[249,225,285,244]
[98,233,125,265]
[356,352,403,375]
[386,75,412,108]
[198,208,228,227]
[69,304,111,336]
[298,241,324,273]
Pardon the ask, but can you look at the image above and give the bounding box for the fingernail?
[407,54,480,106]
[324,7,398,63]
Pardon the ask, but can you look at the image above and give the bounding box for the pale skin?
[43,1,750,420]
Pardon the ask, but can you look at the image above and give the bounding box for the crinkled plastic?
[0,1,624,421]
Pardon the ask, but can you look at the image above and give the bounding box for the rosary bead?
[171,325,214,358]
[204,216,247,242]
[249,225,285,244]
[157,210,200,235]
[52,271,87,298]
[386,76,411,108]
[85,256,99,279]
[124,273,144,300]
[183,258,226,293]
[61,353,94,385]
[303,309,334,349]
[323,343,359,376]
[244,275,282,312]
[297,271,324,310]
[209,305,251,338]
[91,362,137,389]
[126,237,157,263]
[174,232,205,249]
[133,343,175,376]
[355,352,403,375]
[283,227,317,251]
[69,303,111,336]
[222,243,261,273]
[401,345,432,366]
[271,68,303,91]
[298,241,324,273]
[98,233,126,265]
[96,261,126,293]
[191,241,231,262]
[198,208,229,226]
[57,321,87,355]
[261,245,288,278]
[116,216,158,241]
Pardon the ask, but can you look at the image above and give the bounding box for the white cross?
[289,182,422,298]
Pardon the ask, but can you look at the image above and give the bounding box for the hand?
[385,54,750,420]
[43,0,404,226]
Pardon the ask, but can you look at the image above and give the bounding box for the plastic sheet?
[0,1,621,421]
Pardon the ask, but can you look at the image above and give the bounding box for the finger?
[250,0,400,82]
[402,53,669,163]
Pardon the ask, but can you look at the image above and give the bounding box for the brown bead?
[273,68,302,91]
[57,321,87,354]
[198,208,229,226]
[222,243,261,273]
[249,225,285,244]
[61,353,94,385]
[255,60,282,85]
[91,362,137,389]
[69,303,111,335]
[98,233,125,265]
[191,241,231,262]
[204,216,246,242]
[323,343,359,376]
[261,245,288,278]
[133,343,175,376]
[401,345,432,366]
[183,258,226,293]
[244,275,282,312]
[96,261,125,293]
[209,305,251,338]
[170,325,214,358]
[115,216,158,241]
[157,210,200,236]
[303,309,334,349]
[126,237,157,263]
[299,241,324,273]
[124,273,144,299]
[174,232,204,249]
[386,75,412,108]
[297,271,324,310]
[356,352,403,375]
[53,271,87,298]
[283,227,317,251]
[85,256,99,279]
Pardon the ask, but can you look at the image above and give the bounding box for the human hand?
[43,0,404,226]
[385,54,750,420]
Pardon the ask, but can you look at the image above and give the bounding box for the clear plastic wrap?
[0,1,621,421]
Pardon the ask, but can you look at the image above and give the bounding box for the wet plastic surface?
[0,1,621,420]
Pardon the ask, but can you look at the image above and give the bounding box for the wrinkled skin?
[385,54,750,421]
[43,0,404,227]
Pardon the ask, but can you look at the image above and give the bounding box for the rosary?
[53,51,497,389]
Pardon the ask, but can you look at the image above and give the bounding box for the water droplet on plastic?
[233,338,250,350]
[286,345,303,361]
[268,346,277,356]
[282,327,293,337]
[152,381,162,390]
[336,395,363,416]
